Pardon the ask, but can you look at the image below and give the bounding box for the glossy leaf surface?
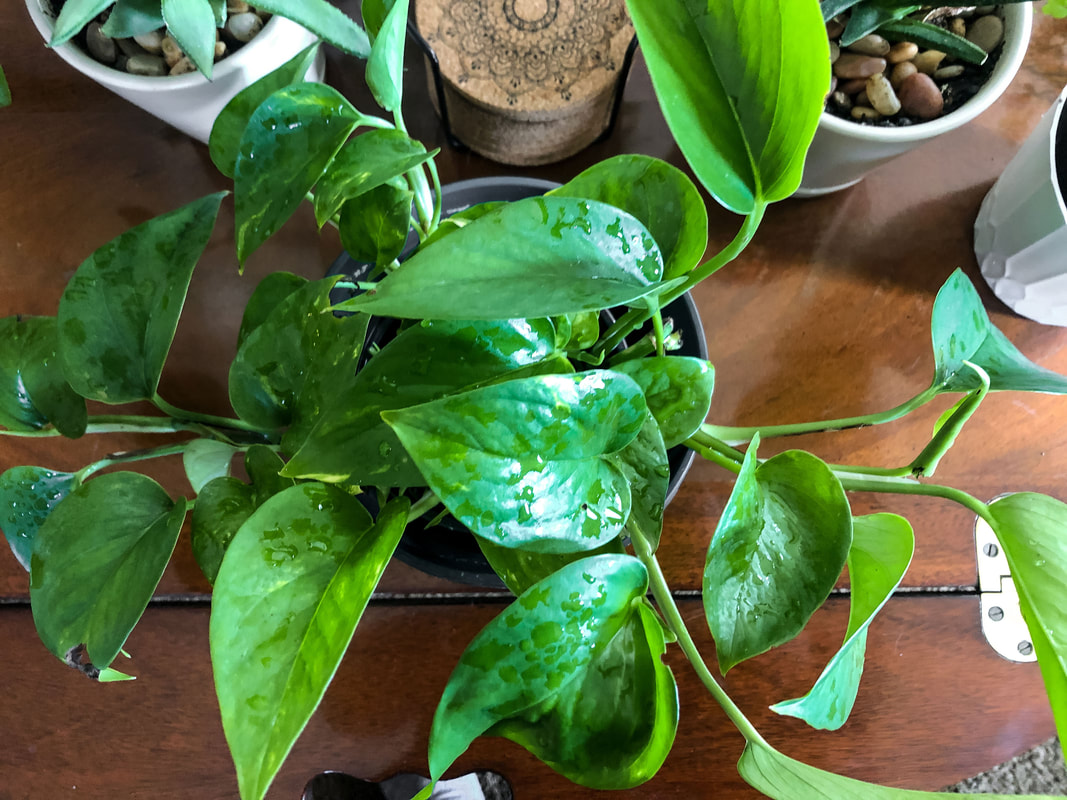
[57,193,224,403]
[550,155,708,280]
[491,602,678,789]
[30,472,185,670]
[879,18,988,63]
[183,439,240,493]
[336,197,664,319]
[236,271,308,348]
[250,0,371,57]
[989,493,1067,747]
[703,439,852,673]
[427,554,648,781]
[210,43,322,178]
[930,269,1067,394]
[101,0,166,37]
[626,0,829,212]
[387,371,646,552]
[211,485,406,800]
[365,0,409,112]
[479,537,626,597]
[283,318,557,487]
[162,0,217,78]
[610,356,714,448]
[0,316,86,437]
[234,84,367,265]
[338,183,413,267]
[608,412,669,552]
[771,513,913,729]
[0,466,76,571]
[51,0,115,45]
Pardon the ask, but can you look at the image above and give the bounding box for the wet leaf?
[607,412,669,552]
[611,356,714,448]
[479,537,626,597]
[0,466,76,571]
[183,439,240,493]
[338,183,413,267]
[236,272,308,348]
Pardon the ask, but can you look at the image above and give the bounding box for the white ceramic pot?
[796,4,1033,197]
[974,84,1067,326]
[24,0,325,143]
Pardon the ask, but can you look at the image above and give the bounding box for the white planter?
[24,0,325,143]
[796,4,1032,197]
[974,84,1067,326]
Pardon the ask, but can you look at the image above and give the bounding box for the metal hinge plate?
[975,516,1036,663]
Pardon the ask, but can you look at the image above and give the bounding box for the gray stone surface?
[946,738,1067,795]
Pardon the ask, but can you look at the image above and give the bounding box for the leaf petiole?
[74,441,193,484]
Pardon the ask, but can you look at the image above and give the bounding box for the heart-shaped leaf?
[479,537,626,597]
[0,466,76,571]
[365,0,409,112]
[550,155,708,280]
[100,0,166,37]
[930,269,1067,394]
[385,371,646,553]
[57,192,225,404]
[610,356,714,448]
[336,197,664,320]
[337,182,413,267]
[770,513,913,729]
[626,0,829,212]
[211,485,407,800]
[252,0,371,57]
[30,472,186,671]
[607,411,669,552]
[183,439,240,493]
[703,437,852,673]
[236,271,308,348]
[427,554,649,782]
[162,0,217,78]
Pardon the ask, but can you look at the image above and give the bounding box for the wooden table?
[2,3,1066,798]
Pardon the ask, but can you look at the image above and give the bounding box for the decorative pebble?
[934,64,966,80]
[912,49,947,75]
[967,14,1004,53]
[225,12,264,43]
[890,60,918,90]
[974,5,996,14]
[898,72,944,119]
[829,41,840,63]
[850,106,882,121]
[830,90,852,111]
[833,53,887,79]
[170,56,197,75]
[887,41,918,64]
[160,35,183,66]
[866,73,901,115]
[846,34,891,57]
[133,29,164,54]
[227,0,251,11]
[826,17,845,38]
[840,77,867,95]
[950,17,967,37]
[116,37,148,57]
[215,41,228,60]
[125,54,168,76]
[85,22,117,64]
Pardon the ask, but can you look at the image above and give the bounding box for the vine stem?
[75,441,191,483]
[152,395,266,435]
[0,415,198,438]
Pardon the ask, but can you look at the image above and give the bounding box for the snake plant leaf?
[336,197,664,319]
[58,192,224,404]
[211,485,407,800]
[162,0,217,78]
[51,0,116,45]
[0,65,11,108]
[771,513,913,730]
[101,0,166,37]
[234,84,370,265]
[236,271,308,348]
[338,183,413,267]
[283,318,558,487]
[30,472,186,672]
[879,18,988,64]
[490,601,678,789]
[0,466,76,571]
[989,493,1067,748]
[840,2,920,46]
[207,0,225,25]
[183,439,240,493]
[210,43,322,179]
[703,437,852,673]
[626,0,829,213]
[314,129,436,227]
[607,411,669,553]
[550,155,708,281]
[427,554,648,782]
[386,371,646,553]
[0,316,87,437]
[250,0,371,57]
[930,269,1067,394]
[739,739,1051,799]
[610,356,714,448]
[366,0,409,112]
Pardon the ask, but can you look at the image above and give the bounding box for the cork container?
[413,0,635,166]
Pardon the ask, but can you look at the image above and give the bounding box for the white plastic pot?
[24,0,325,143]
[974,84,1067,326]
[796,4,1033,197]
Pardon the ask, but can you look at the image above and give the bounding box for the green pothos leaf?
[365,0,409,112]
[608,411,669,553]
[0,466,77,571]
[610,356,714,448]
[0,65,11,108]
[183,439,240,493]
[338,182,413,267]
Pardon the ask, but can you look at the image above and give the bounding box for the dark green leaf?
[929,269,1067,394]
[101,0,166,37]
[0,466,76,571]
[479,537,626,596]
[162,0,217,78]
[418,201,506,249]
[821,0,863,20]
[51,0,115,45]
[771,513,913,730]
[879,18,988,63]
[283,318,558,487]
[703,437,852,673]
[556,312,600,351]
[183,439,239,493]
[361,0,389,41]
[608,411,669,552]
[209,43,322,179]
[0,316,87,437]
[338,183,413,267]
[366,0,409,112]
[236,271,308,348]
[627,0,830,212]
[30,472,185,670]
[386,371,646,552]
[491,602,677,789]
[337,197,664,319]
[840,2,918,46]
[427,554,648,781]
[610,356,714,448]
[314,129,434,226]
[0,64,11,108]
[550,155,708,281]
[245,445,295,505]
[989,493,1067,749]
[57,193,225,404]
[251,0,371,57]
[211,485,406,800]
[234,85,368,265]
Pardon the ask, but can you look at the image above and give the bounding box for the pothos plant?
[4,0,1067,799]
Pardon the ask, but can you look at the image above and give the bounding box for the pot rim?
[819,3,1033,143]
[23,0,296,90]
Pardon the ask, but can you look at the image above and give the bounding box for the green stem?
[836,471,993,525]
[152,395,266,435]
[406,490,442,523]
[75,441,191,483]
[1,415,202,438]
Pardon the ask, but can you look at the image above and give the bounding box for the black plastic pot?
[327,176,707,587]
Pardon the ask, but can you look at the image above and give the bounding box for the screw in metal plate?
[1018,641,1034,656]
[988,606,1005,621]
[982,542,1000,558]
